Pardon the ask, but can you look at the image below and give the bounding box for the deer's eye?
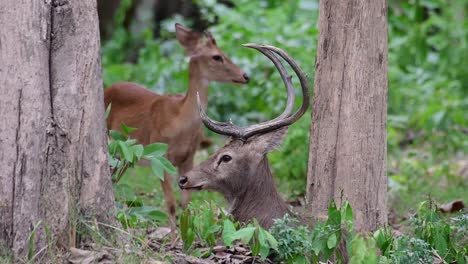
[219,155,232,163]
[212,55,223,62]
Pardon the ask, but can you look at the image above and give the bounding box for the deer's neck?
[180,60,209,123]
[228,158,289,228]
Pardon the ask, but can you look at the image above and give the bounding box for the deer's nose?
[178,176,188,188]
[243,73,250,83]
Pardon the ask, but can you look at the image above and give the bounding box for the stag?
[178,44,309,228]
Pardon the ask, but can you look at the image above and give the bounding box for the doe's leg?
[179,155,195,209]
[161,172,177,242]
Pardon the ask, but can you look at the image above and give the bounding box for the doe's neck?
[181,60,209,119]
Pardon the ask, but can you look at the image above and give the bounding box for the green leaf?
[263,228,278,250]
[109,130,126,141]
[118,141,133,161]
[151,158,165,180]
[327,233,337,249]
[222,219,236,246]
[120,123,137,136]
[131,144,144,161]
[180,209,194,251]
[143,143,168,157]
[257,228,276,260]
[130,206,168,222]
[28,221,42,261]
[159,157,177,174]
[230,227,256,244]
[326,200,341,227]
[341,201,354,231]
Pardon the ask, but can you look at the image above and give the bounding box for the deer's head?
[178,45,309,227]
[175,23,249,84]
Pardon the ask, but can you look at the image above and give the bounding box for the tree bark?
[0,0,115,260]
[306,0,387,231]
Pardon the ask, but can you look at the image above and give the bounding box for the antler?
[197,44,310,140]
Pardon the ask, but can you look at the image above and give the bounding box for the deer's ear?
[250,127,288,154]
[175,23,200,55]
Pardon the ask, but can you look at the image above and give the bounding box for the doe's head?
[175,23,249,84]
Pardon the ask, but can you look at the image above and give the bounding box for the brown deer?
[178,44,310,228]
[104,23,249,234]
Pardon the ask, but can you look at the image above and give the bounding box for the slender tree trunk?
[0,0,115,260]
[306,0,388,231]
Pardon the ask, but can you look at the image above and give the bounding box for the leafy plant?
[411,201,467,263]
[269,214,312,263]
[179,202,278,260]
[108,124,176,182]
[114,183,168,229]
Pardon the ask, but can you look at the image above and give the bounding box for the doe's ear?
[249,127,288,154]
[175,23,201,55]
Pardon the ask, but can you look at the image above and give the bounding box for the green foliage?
[268,201,354,263]
[108,124,175,182]
[348,235,379,264]
[179,202,278,260]
[411,201,467,263]
[107,121,174,229]
[114,183,168,229]
[388,236,433,264]
[269,214,312,263]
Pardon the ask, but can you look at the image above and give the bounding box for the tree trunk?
[0,0,115,260]
[306,0,387,231]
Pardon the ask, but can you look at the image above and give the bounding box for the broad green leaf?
[326,200,341,227]
[222,219,236,246]
[108,141,118,155]
[118,141,133,161]
[125,138,137,146]
[289,255,308,264]
[257,228,274,260]
[159,157,176,174]
[327,233,337,249]
[130,206,168,222]
[131,144,144,160]
[109,130,126,141]
[230,227,256,244]
[263,229,278,250]
[143,143,168,157]
[120,123,137,136]
[151,158,165,180]
[341,201,354,231]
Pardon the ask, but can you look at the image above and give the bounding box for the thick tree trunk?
[0,0,115,260]
[306,0,387,231]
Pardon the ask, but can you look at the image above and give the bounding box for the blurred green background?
[101,0,467,222]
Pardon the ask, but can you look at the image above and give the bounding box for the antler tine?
[242,44,295,121]
[263,45,309,124]
[240,45,310,138]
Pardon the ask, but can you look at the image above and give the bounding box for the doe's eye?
[219,154,232,163]
[212,55,223,62]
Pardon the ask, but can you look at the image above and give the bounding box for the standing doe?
[104,23,249,233]
[178,44,309,228]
